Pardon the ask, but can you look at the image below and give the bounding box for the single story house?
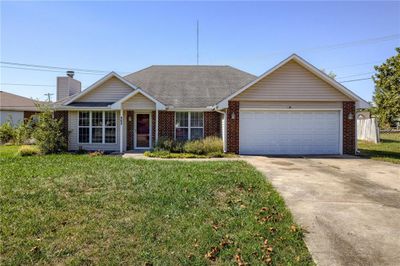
[54,54,369,155]
[0,91,44,126]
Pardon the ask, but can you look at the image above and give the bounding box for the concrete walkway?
[243,156,400,266]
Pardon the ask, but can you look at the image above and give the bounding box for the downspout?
[119,109,123,153]
[155,108,159,144]
[213,107,227,153]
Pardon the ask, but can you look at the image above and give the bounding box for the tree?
[373,48,400,128]
[32,104,67,154]
[321,68,337,79]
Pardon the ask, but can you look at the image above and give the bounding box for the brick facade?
[54,111,68,144]
[126,111,134,150]
[227,101,240,154]
[204,111,221,137]
[158,111,175,139]
[23,111,39,121]
[343,101,356,155]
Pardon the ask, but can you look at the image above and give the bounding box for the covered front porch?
[111,89,164,153]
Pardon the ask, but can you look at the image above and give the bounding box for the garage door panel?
[239,110,340,155]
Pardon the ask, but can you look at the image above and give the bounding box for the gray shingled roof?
[124,65,256,108]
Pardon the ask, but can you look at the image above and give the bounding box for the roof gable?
[64,72,136,105]
[218,54,370,109]
[233,60,351,101]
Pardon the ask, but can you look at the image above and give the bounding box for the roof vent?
[66,70,75,78]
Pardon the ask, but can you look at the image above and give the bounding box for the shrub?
[202,136,223,154]
[183,140,204,154]
[0,121,15,144]
[184,137,223,155]
[154,137,185,153]
[17,145,40,156]
[89,150,104,157]
[32,105,67,154]
[14,118,35,145]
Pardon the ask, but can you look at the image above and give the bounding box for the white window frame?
[78,111,117,144]
[174,112,204,141]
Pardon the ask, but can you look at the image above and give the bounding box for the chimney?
[56,71,81,101]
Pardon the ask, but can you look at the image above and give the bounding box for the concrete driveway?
[243,156,400,266]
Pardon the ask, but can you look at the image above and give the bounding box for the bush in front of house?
[154,136,224,155]
[32,106,67,154]
[0,121,15,144]
[14,118,36,145]
[184,136,223,155]
[154,137,185,153]
[17,145,40,156]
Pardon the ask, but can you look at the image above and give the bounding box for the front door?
[135,113,151,149]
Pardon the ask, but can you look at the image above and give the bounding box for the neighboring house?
[0,91,44,126]
[54,54,370,155]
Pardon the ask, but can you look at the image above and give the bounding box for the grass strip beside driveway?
[358,133,400,164]
[0,148,312,265]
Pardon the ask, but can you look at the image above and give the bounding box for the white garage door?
[239,110,341,155]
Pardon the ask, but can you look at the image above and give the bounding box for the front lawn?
[0,146,313,265]
[358,133,400,164]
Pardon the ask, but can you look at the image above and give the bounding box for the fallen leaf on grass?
[235,254,245,266]
[205,246,220,261]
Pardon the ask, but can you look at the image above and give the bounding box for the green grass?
[358,133,400,164]
[0,146,312,265]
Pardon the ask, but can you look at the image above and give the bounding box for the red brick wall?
[204,111,221,137]
[54,111,68,144]
[23,111,39,121]
[343,101,356,155]
[126,111,134,150]
[227,101,240,154]
[158,111,175,139]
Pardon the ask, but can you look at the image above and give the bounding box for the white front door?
[239,110,341,155]
[134,112,151,149]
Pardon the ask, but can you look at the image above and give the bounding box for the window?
[175,112,203,141]
[78,111,117,144]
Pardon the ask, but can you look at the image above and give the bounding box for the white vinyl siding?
[68,111,121,151]
[0,111,24,126]
[234,61,351,101]
[78,77,133,103]
[122,93,155,110]
[240,101,342,109]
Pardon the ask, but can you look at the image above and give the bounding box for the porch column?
[120,109,123,153]
[155,108,159,143]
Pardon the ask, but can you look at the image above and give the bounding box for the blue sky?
[1,1,399,102]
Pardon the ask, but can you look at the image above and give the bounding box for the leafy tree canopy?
[373,48,400,128]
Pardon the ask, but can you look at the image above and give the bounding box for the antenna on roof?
[197,20,199,65]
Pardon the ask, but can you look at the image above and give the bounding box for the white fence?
[357,118,380,143]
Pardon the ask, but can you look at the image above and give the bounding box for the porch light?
[231,112,236,120]
[347,113,354,120]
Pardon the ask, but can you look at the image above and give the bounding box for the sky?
[1,1,399,102]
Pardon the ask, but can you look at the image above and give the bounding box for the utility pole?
[44,93,54,102]
[197,20,199,65]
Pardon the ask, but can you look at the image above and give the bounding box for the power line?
[336,72,374,79]
[0,82,55,87]
[329,60,381,70]
[1,66,105,75]
[340,77,372,83]
[1,61,109,73]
